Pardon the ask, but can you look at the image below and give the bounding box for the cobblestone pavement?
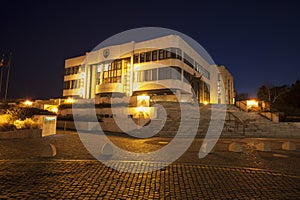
[0,130,300,199]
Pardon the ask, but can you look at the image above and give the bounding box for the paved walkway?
[0,130,300,199]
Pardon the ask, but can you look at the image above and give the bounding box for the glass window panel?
[152,50,157,61]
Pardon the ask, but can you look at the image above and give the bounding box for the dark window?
[152,50,157,61]
[69,67,74,75]
[65,68,69,75]
[144,70,150,81]
[166,48,177,59]
[166,49,172,58]
[183,53,194,69]
[159,49,166,60]
[171,67,181,80]
[158,67,170,80]
[145,51,151,62]
[140,53,145,63]
[158,67,180,80]
[176,48,182,60]
[134,54,139,63]
[80,65,85,72]
[152,68,157,80]
[74,66,79,74]
[63,81,70,89]
[183,71,191,83]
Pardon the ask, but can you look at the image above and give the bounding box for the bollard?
[41,143,57,158]
[101,143,113,156]
[256,141,271,152]
[228,142,243,152]
[282,141,296,151]
[200,141,214,154]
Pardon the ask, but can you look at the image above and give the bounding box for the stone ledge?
[0,129,42,139]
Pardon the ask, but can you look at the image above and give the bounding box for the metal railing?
[227,111,246,136]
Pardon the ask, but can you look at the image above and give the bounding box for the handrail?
[227,111,246,136]
[235,101,248,112]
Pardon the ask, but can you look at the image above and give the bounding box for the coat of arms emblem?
[103,49,110,58]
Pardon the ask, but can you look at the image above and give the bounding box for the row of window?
[133,47,210,80]
[65,65,84,76]
[99,58,130,84]
[134,67,186,82]
[195,62,210,80]
[134,48,182,64]
[134,66,211,102]
[63,79,82,90]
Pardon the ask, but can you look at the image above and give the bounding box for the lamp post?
[0,54,4,96]
[3,53,12,103]
[189,73,203,103]
[0,53,12,103]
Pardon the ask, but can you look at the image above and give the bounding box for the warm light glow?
[137,95,150,107]
[136,106,148,113]
[0,114,10,124]
[65,97,75,104]
[24,100,33,106]
[51,107,58,114]
[203,101,208,105]
[246,100,258,108]
[134,106,150,119]
[137,95,150,101]
[44,105,59,114]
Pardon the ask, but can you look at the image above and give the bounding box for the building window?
[64,79,82,90]
[73,66,79,74]
[152,68,157,80]
[65,65,81,76]
[195,62,210,80]
[183,70,192,83]
[176,48,182,60]
[152,50,157,61]
[134,54,139,63]
[140,53,145,63]
[158,67,181,80]
[145,51,151,62]
[102,59,124,84]
[159,49,166,60]
[183,53,194,69]
[135,68,158,82]
[80,65,85,73]
[132,48,182,64]
[166,48,177,59]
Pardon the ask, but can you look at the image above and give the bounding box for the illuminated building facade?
[63,35,233,104]
[217,65,235,104]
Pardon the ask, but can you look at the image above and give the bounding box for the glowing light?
[134,106,150,119]
[24,100,33,106]
[136,106,148,113]
[0,114,10,124]
[137,95,150,107]
[137,95,149,101]
[51,107,58,114]
[65,97,75,104]
[246,100,258,108]
[203,101,208,105]
[44,105,59,114]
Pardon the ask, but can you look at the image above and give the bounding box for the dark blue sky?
[0,0,299,99]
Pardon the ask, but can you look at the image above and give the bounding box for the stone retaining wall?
[0,129,42,139]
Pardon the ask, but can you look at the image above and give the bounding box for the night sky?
[1,0,299,99]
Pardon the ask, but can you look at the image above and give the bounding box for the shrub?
[13,118,39,129]
[0,123,16,131]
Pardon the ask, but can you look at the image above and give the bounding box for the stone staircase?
[148,102,300,138]
[226,105,300,137]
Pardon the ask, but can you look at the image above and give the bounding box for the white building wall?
[63,35,223,104]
